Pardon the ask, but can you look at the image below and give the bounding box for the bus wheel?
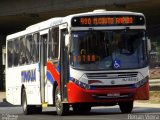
[55,86,69,116]
[119,101,133,113]
[22,89,32,115]
[72,104,91,114]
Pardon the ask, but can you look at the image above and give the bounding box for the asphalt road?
[0,102,160,120]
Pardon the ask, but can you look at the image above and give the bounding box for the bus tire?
[21,88,32,115]
[55,86,69,116]
[119,101,133,113]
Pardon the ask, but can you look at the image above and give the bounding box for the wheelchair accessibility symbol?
[113,59,121,69]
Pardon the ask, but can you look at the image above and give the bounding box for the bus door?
[59,24,69,102]
[40,30,48,105]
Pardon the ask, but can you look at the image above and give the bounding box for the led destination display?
[71,15,145,27]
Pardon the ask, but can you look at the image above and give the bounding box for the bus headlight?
[134,76,149,88]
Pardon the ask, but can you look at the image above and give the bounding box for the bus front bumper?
[67,81,149,103]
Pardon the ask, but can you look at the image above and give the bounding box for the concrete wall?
[0,0,144,16]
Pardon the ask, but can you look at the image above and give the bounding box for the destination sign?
[71,15,145,27]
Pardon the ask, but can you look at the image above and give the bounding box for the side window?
[26,35,32,64]
[48,30,52,59]
[53,27,59,59]
[48,27,59,60]
[13,39,20,66]
[33,33,39,63]
[41,34,48,65]
[19,37,27,65]
[7,41,13,67]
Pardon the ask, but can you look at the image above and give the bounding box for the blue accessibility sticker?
[113,59,121,69]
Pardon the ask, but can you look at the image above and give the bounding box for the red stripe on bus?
[47,62,60,84]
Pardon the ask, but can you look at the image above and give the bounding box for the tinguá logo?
[21,69,36,82]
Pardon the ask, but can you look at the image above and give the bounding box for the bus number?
[80,18,91,25]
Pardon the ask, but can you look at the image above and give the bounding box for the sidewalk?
[134,101,160,108]
[0,92,6,102]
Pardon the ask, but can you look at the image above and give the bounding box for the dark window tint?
[41,34,48,65]
[33,33,39,63]
[19,37,27,65]
[48,27,59,60]
[7,41,13,67]
[26,35,32,64]
[13,39,20,66]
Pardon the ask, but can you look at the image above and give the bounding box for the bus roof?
[7,17,63,40]
[64,10,144,19]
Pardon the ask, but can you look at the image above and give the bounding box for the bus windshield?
[70,30,147,70]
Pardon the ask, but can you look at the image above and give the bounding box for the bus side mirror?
[147,37,151,52]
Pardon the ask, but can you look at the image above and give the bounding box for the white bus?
[6,9,151,116]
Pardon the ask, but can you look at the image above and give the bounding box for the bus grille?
[86,72,138,79]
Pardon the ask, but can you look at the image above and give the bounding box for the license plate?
[107,93,120,97]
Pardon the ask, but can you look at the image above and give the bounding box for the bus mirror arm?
[65,34,70,46]
[147,37,151,52]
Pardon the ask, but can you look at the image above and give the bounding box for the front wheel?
[119,101,133,113]
[55,86,69,116]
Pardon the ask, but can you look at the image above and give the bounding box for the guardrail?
[149,79,160,91]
